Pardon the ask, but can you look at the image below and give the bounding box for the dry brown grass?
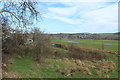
[56,58,93,76]
[101,75,110,78]
[57,44,108,61]
[96,61,116,73]
[55,58,115,77]
[2,71,20,78]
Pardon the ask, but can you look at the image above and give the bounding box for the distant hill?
[114,32,120,35]
[49,32,118,40]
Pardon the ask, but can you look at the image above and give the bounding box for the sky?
[35,0,119,33]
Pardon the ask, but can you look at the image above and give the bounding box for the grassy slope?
[52,39,118,51]
[6,39,118,78]
[7,57,75,78]
[7,52,118,78]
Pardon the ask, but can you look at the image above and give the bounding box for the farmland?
[52,39,118,51]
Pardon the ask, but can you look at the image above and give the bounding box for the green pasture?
[52,39,118,51]
[7,53,118,78]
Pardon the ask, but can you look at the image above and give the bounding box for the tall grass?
[68,44,107,60]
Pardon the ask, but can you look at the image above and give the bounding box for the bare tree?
[0,1,41,55]
[0,1,40,30]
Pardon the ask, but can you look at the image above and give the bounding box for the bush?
[2,27,53,62]
[68,44,107,61]
[2,30,28,54]
[29,28,53,61]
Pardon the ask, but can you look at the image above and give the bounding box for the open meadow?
[52,39,118,51]
[1,1,119,79]
[3,39,119,78]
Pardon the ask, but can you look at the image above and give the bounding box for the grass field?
[5,50,118,78]
[52,39,118,51]
[4,39,118,78]
[7,53,118,78]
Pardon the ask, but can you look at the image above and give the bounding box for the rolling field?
[6,53,118,78]
[52,39,118,51]
[3,39,119,78]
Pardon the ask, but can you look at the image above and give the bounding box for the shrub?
[2,26,53,62]
[26,28,53,61]
[68,44,107,61]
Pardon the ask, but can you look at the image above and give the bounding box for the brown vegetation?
[55,58,115,77]
[2,27,53,62]
[56,59,92,76]
[52,43,108,61]
[68,44,107,61]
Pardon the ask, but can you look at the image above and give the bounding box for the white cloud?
[47,2,116,17]
[48,7,77,16]
[76,4,118,33]
[43,2,118,33]
[45,3,83,24]
[36,0,119,2]
[51,15,84,24]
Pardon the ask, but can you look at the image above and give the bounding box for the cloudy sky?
[35,0,119,33]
